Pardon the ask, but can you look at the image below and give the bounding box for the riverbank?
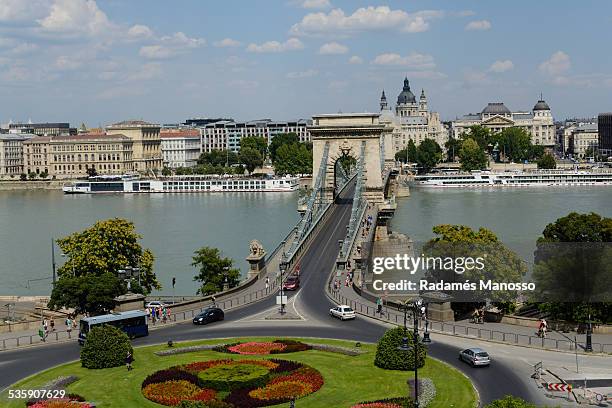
[0,180,70,191]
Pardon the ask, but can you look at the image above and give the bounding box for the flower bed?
[142,358,323,407]
[214,340,312,355]
[350,397,414,408]
[26,394,91,408]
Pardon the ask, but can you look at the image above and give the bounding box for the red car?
[282,275,300,291]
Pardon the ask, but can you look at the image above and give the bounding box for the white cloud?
[489,60,514,73]
[214,38,242,48]
[465,20,491,31]
[0,0,50,22]
[127,24,153,40]
[371,52,436,70]
[37,0,115,38]
[300,0,331,9]
[247,38,304,53]
[287,69,318,79]
[127,62,163,81]
[8,42,38,54]
[139,32,205,59]
[290,7,443,37]
[319,41,348,55]
[539,51,571,76]
[456,10,475,17]
[348,55,363,64]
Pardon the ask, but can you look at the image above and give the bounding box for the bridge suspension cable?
[339,141,367,262]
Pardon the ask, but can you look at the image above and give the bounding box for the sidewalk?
[330,272,612,354]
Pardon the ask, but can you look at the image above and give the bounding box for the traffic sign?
[276,295,287,305]
[548,383,572,392]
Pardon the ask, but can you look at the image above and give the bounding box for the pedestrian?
[50,319,55,332]
[376,297,383,315]
[265,276,270,292]
[43,318,48,332]
[125,351,133,371]
[345,276,349,287]
[162,307,167,324]
[72,318,77,330]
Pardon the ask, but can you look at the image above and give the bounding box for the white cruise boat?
[63,175,299,194]
[413,169,612,188]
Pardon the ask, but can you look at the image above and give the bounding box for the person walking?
[376,297,383,316]
[66,317,72,335]
[50,319,55,332]
[265,277,270,293]
[162,307,167,324]
[125,351,133,371]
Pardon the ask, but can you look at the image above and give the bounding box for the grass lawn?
[1,337,477,408]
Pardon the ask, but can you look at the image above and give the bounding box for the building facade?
[569,123,598,159]
[599,113,612,158]
[106,120,162,172]
[200,119,311,153]
[8,122,76,136]
[160,128,202,168]
[0,134,33,176]
[378,77,447,152]
[23,133,134,178]
[451,99,555,148]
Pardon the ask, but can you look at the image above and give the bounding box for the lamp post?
[586,311,593,352]
[223,266,229,291]
[279,261,287,314]
[50,238,57,286]
[422,303,431,343]
[397,298,423,408]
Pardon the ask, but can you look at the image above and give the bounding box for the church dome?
[397,77,416,104]
[533,99,550,111]
[482,102,511,115]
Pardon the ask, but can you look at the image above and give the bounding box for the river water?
[1,187,611,296]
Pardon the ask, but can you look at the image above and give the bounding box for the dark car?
[282,275,300,291]
[192,307,224,325]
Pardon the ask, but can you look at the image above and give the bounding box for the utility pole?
[51,237,56,285]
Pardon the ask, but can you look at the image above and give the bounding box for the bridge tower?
[308,113,394,204]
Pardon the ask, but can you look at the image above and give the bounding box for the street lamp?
[397,298,423,408]
[279,261,287,314]
[223,266,229,291]
[422,303,431,344]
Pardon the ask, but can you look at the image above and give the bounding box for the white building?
[451,98,555,148]
[200,119,311,153]
[378,77,447,152]
[160,129,202,168]
[570,123,598,159]
[0,133,33,176]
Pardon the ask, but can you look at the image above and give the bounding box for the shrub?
[350,397,414,408]
[484,395,538,408]
[142,368,201,389]
[198,362,271,391]
[374,327,427,371]
[80,325,133,369]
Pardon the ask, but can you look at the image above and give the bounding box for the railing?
[327,288,612,354]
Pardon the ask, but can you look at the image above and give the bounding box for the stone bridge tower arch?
[308,113,393,204]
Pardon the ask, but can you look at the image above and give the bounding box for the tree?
[198,150,238,167]
[406,139,418,163]
[274,142,312,175]
[423,224,528,307]
[86,167,97,177]
[55,218,160,293]
[484,396,538,408]
[534,212,612,323]
[161,167,173,176]
[395,148,407,163]
[529,144,545,160]
[374,326,427,370]
[269,133,299,163]
[240,136,267,160]
[20,173,27,181]
[80,325,133,369]
[239,147,264,174]
[460,125,492,151]
[493,127,532,162]
[48,273,126,315]
[336,155,356,175]
[444,137,462,162]
[537,153,556,169]
[458,138,488,171]
[39,169,49,179]
[192,247,241,295]
[28,171,37,180]
[416,139,442,173]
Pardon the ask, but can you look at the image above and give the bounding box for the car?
[459,347,491,367]
[282,275,300,291]
[145,301,166,309]
[329,305,356,320]
[192,307,225,325]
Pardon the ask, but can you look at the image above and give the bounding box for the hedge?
[374,327,427,371]
[80,325,133,369]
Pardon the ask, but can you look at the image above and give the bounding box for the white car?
[145,301,166,309]
[330,305,356,320]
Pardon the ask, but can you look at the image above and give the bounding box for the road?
[0,183,539,406]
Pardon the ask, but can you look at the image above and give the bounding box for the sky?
[0,0,611,126]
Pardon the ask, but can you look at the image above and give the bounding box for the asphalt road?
[0,184,536,405]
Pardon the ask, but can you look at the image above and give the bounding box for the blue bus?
[78,310,149,345]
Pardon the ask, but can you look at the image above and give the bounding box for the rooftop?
[108,120,159,128]
[482,102,511,115]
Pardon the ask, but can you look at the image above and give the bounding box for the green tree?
[445,137,462,162]
[537,153,556,169]
[416,139,443,173]
[48,272,126,315]
[198,150,238,167]
[239,147,264,174]
[374,326,427,370]
[20,173,27,181]
[534,212,612,323]
[28,171,37,180]
[493,127,532,162]
[460,125,492,151]
[161,167,172,176]
[529,144,545,160]
[55,218,159,293]
[39,169,49,179]
[80,325,133,369]
[458,138,488,171]
[484,396,538,408]
[192,247,241,295]
[406,139,418,163]
[86,167,97,177]
[269,133,299,163]
[240,136,267,160]
[394,148,407,163]
[274,142,312,175]
[337,155,356,174]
